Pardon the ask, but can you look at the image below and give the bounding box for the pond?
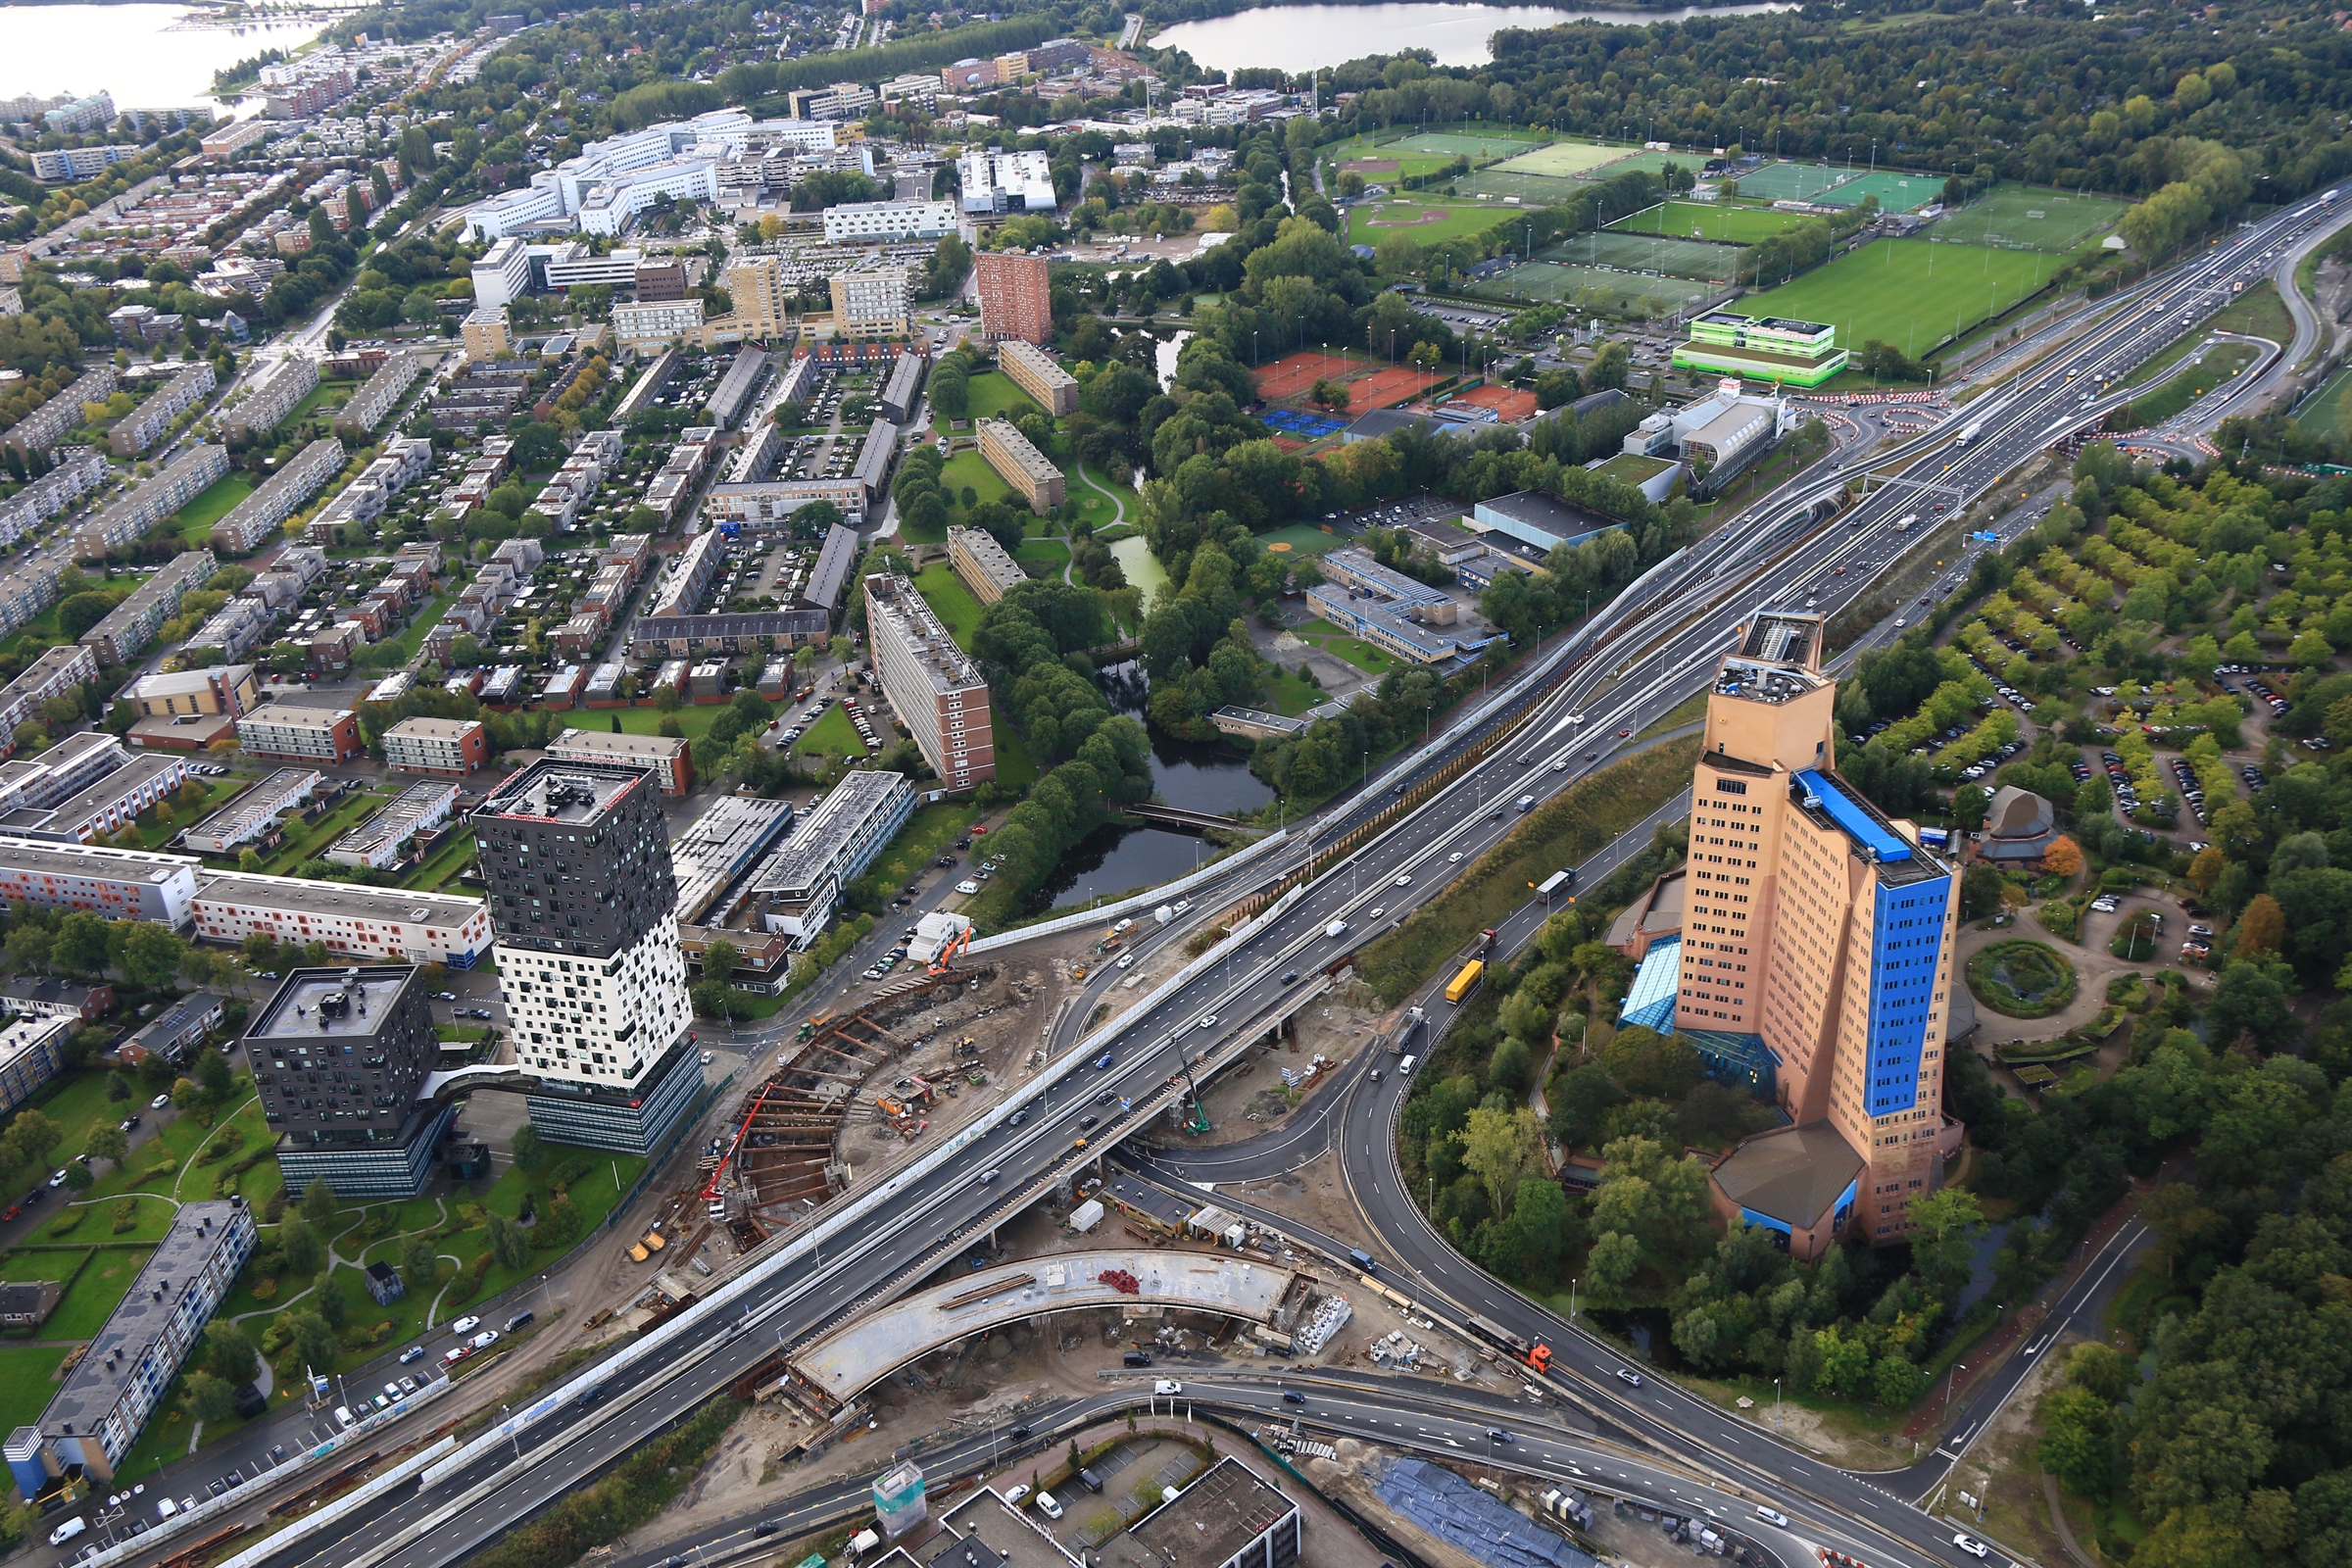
[1108,537,1170,602]
[1149,1,1791,72]
[1101,662,1277,816]
[1028,822,1227,912]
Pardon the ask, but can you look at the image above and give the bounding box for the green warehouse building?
[1673,312,1848,388]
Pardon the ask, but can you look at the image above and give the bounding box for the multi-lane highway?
[118,185,2352,1568]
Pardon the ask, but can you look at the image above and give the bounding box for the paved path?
[2041,1474,2100,1568]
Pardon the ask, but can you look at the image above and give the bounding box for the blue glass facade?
[1863,876,1952,1116]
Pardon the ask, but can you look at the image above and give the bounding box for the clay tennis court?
[1449,383,1540,421]
[1346,366,1445,410]
[1252,349,1363,401]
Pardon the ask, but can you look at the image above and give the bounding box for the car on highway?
[1394,874,1411,886]
[1080,1115,1099,1130]
[1116,953,1135,968]
[1280,971,1298,985]
[1196,1015,1216,1029]
[1755,1506,1789,1529]
[1095,1053,1115,1069]
[1153,1379,1183,1396]
[1448,852,1463,862]
[450,1316,481,1336]
[1615,1369,1643,1388]
[1952,1535,1990,1559]
[1282,1389,1306,1404]
[1325,919,1348,938]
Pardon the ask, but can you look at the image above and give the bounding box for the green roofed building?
[1673,311,1848,387]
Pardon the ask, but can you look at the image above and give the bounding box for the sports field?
[1542,229,1745,282]
[1745,237,2057,357]
[1468,261,1718,313]
[1569,149,1700,182]
[1329,126,1543,181]
[1491,140,1628,178]
[1730,161,1853,203]
[1459,169,1590,206]
[1387,130,1541,161]
[1609,200,1817,244]
[1816,170,1944,213]
[1348,199,1506,245]
[2294,363,2352,442]
[1930,186,2129,253]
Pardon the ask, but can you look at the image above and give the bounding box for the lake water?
[1108,536,1170,601]
[0,3,337,109]
[1150,1,1790,71]
[1027,661,1277,910]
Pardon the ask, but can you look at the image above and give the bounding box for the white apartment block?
[75,446,229,561]
[829,266,910,341]
[333,353,421,437]
[110,363,217,457]
[471,235,532,311]
[822,200,960,244]
[210,436,344,554]
[0,452,108,552]
[612,298,706,350]
[462,109,755,241]
[219,354,318,440]
[30,144,137,182]
[0,835,199,927]
[191,872,494,966]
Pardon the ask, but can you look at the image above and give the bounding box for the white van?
[48,1517,87,1546]
[1034,1492,1065,1520]
[1325,919,1348,939]
[1397,1054,1419,1076]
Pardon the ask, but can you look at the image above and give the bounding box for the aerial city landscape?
[0,0,2349,1566]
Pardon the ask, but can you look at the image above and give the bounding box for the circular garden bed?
[1967,939,2080,1018]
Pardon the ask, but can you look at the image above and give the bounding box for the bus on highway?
[1445,959,1485,1004]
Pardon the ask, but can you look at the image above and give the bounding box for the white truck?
[1954,419,1982,446]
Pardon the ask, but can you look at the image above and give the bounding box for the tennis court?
[1730,161,1853,203]
[1389,130,1541,162]
[1459,170,1591,206]
[1253,349,1364,400]
[1609,200,1817,244]
[1543,229,1746,282]
[1816,170,1944,213]
[1469,262,1719,312]
[1347,366,1446,410]
[1491,140,1629,178]
[1930,186,2129,253]
[1261,408,1349,439]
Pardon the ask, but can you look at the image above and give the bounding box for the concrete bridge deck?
[787,1248,1299,1401]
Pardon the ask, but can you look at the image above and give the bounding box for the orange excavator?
[928,923,973,975]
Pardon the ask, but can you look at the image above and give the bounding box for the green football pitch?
[1491,140,1631,178]
[1388,130,1540,160]
[1744,238,2059,358]
[1930,186,2130,254]
[1730,161,1854,202]
[1608,200,1818,245]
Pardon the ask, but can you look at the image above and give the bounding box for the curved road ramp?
[783,1249,1310,1407]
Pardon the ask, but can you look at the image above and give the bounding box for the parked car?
[450,1316,481,1336]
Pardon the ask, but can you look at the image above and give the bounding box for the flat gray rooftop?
[40,1200,248,1440]
[249,967,416,1043]
[481,758,641,824]
[193,871,485,932]
[1129,1456,1296,1568]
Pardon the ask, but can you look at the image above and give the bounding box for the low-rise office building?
[821,200,958,244]
[543,727,693,795]
[752,767,915,940]
[124,662,258,722]
[326,780,460,869]
[381,716,489,777]
[181,766,320,855]
[236,704,363,764]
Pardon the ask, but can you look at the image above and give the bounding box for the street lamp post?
[1945,1361,1967,1409]
[1773,1378,1782,1425]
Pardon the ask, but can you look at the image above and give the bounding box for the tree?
[703,939,741,987]
[116,923,187,991]
[106,1071,132,1102]
[1584,1228,1641,1296]
[1457,1104,1538,1216]
[7,1110,61,1167]
[486,1210,531,1271]
[279,1215,322,1275]
[2041,836,2084,877]
[512,1121,545,1173]
[2039,1385,2114,1495]
[1952,784,1991,832]
[84,1125,128,1167]
[2235,893,2285,959]
[52,911,112,977]
[205,1319,260,1384]
[401,1233,440,1297]
[302,1177,337,1227]
[1872,1353,1926,1408]
[182,1371,237,1426]
[290,1309,338,1370]
[61,1160,91,1192]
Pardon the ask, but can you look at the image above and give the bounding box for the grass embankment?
[1356,736,1700,1004]
[464,1397,742,1568]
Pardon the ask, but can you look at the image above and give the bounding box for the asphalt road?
[90,182,2352,1568]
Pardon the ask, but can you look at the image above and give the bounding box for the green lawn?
[1348,199,1512,248]
[174,475,256,550]
[404,827,477,892]
[1928,185,2129,254]
[1746,237,2060,360]
[1262,666,1326,716]
[43,1248,155,1340]
[1070,464,1129,533]
[137,775,246,847]
[1293,617,1403,676]
[0,1347,69,1439]
[385,595,455,661]
[993,724,1039,791]
[604,704,724,740]
[1013,538,1069,578]
[913,562,987,650]
[2296,362,2352,442]
[931,371,1041,436]
[856,801,981,897]
[0,1247,87,1284]
[2120,340,2261,428]
[279,380,352,429]
[941,449,1017,514]
[242,784,401,874]
[1608,200,1816,244]
[1256,523,1348,558]
[0,1073,144,1200]
[790,705,867,769]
